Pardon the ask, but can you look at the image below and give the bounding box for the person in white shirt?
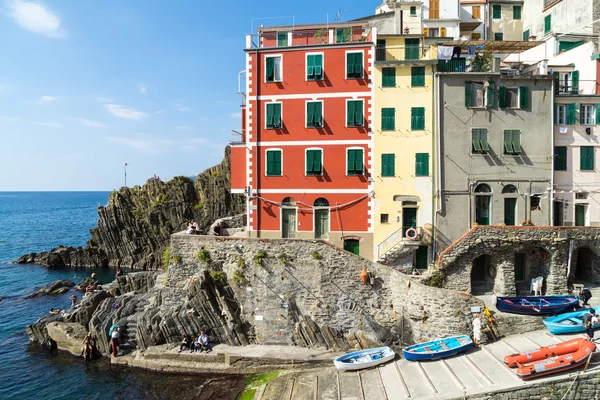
[473,314,482,346]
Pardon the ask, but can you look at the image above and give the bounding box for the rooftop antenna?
[335,9,345,22]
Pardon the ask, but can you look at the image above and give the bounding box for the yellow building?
[488,0,524,41]
[373,35,435,270]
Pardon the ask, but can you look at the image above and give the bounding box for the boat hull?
[496,296,579,315]
[333,346,395,371]
[516,339,595,380]
[504,337,585,367]
[403,335,473,362]
[543,309,600,334]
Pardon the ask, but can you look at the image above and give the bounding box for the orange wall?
[230,145,246,191]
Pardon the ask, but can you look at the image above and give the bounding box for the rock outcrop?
[16,147,245,270]
[24,279,75,298]
[46,322,88,357]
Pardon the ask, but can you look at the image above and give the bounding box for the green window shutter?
[381,108,395,131]
[511,130,522,153]
[596,105,600,125]
[346,53,354,76]
[307,55,315,78]
[486,80,496,107]
[313,150,322,174]
[277,32,288,47]
[472,129,482,152]
[513,5,521,20]
[544,15,551,34]
[347,149,364,175]
[580,104,584,124]
[411,107,425,130]
[354,101,364,126]
[494,32,504,41]
[347,101,355,126]
[554,103,558,124]
[567,103,576,124]
[355,53,363,77]
[347,53,362,78]
[523,29,530,41]
[381,154,395,177]
[519,87,529,109]
[580,146,594,171]
[493,5,501,19]
[307,55,323,80]
[314,55,323,79]
[572,70,579,92]
[554,146,567,171]
[411,67,425,87]
[266,57,275,82]
[307,102,315,127]
[405,38,420,60]
[306,150,322,175]
[415,153,429,176]
[336,29,346,43]
[273,104,281,128]
[498,86,507,108]
[382,67,396,87]
[314,102,322,126]
[267,151,282,176]
[465,81,473,107]
[504,130,514,154]
[480,129,490,151]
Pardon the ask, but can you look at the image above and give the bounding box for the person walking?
[472,313,482,347]
[583,309,597,341]
[109,322,120,357]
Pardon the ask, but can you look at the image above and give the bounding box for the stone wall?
[437,226,600,295]
[168,234,484,349]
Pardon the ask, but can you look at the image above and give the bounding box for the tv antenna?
[335,9,346,22]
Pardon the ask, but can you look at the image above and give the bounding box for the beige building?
[487,0,524,41]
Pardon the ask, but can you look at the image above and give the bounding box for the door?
[472,255,487,281]
[281,208,296,238]
[376,39,386,61]
[315,209,329,239]
[553,201,564,226]
[402,208,417,237]
[343,239,360,255]
[514,253,525,281]
[575,204,586,226]
[475,196,490,225]
[504,198,516,226]
[415,246,428,270]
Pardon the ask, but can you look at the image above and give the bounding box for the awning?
[442,40,544,54]
[459,21,482,31]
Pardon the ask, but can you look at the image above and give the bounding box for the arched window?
[474,184,492,225]
[314,198,329,207]
[281,197,296,206]
[502,185,518,194]
[475,184,492,193]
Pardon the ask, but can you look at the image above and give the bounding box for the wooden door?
[415,246,428,270]
[282,208,296,238]
[575,204,586,226]
[315,209,329,239]
[504,198,516,226]
[344,239,360,255]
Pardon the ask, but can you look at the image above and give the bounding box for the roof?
[442,40,544,54]
[257,22,366,33]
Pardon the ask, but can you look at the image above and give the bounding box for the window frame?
[494,32,504,41]
[544,14,552,34]
[277,31,288,47]
[492,4,501,19]
[580,146,595,171]
[554,146,567,171]
[265,149,283,176]
[381,153,395,177]
[305,148,323,176]
[305,52,324,81]
[380,214,390,224]
[581,104,596,126]
[466,81,487,108]
[557,104,567,125]
[471,128,490,154]
[346,99,364,127]
[523,29,530,41]
[264,54,283,83]
[513,5,521,20]
[411,66,425,87]
[346,147,365,176]
[505,87,519,108]
[305,100,324,129]
[345,50,364,80]
[265,102,283,129]
[411,107,425,131]
[410,6,417,16]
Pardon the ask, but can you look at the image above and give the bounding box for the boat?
[506,338,596,380]
[333,346,395,371]
[543,309,600,335]
[495,295,579,315]
[402,335,473,361]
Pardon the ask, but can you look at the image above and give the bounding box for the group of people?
[186,221,200,235]
[179,331,212,353]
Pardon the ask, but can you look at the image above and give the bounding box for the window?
[554,146,567,171]
[523,29,530,41]
[266,103,282,129]
[472,128,490,154]
[306,102,323,128]
[429,0,439,18]
[556,104,567,125]
[380,214,389,224]
[494,32,504,41]
[411,67,425,87]
[306,54,323,81]
[336,28,350,43]
[346,52,363,79]
[277,32,288,47]
[382,67,396,87]
[580,146,595,171]
[405,38,420,60]
[415,153,429,176]
[580,105,595,125]
[346,100,364,127]
[576,192,589,200]
[472,6,481,18]
[513,5,521,19]
[381,153,395,177]
[411,107,425,130]
[559,41,585,52]
[410,6,416,15]
[266,150,282,176]
[504,130,522,155]
[544,15,551,34]
[265,56,282,82]
[472,33,481,40]
[381,108,395,131]
[465,81,486,108]
[530,196,541,211]
[440,27,447,37]
[505,88,519,108]
[492,4,501,19]
[347,149,364,175]
[306,149,322,176]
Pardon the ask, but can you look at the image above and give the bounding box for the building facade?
[522,0,599,41]
[487,0,524,41]
[459,0,487,40]
[435,73,554,251]
[230,23,377,258]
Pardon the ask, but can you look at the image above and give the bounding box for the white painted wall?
[523,0,594,39]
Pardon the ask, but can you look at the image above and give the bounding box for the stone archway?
[471,254,494,295]
[571,245,600,285]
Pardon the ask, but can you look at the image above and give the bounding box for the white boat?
[333,346,395,371]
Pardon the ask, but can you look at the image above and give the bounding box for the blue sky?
[0,0,374,191]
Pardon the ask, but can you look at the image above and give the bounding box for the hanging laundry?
[468,45,476,55]
[438,46,453,60]
[452,46,462,59]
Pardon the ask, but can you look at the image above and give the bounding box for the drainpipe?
[431,64,437,261]
[433,69,443,259]
[550,82,555,226]
[255,47,261,237]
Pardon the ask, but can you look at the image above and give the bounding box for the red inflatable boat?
[504,338,585,367]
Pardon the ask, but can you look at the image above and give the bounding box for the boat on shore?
[402,335,473,361]
[543,308,599,334]
[333,346,395,371]
[495,295,579,315]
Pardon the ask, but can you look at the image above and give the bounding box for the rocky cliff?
[16,147,245,270]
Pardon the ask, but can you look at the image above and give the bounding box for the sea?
[0,192,243,400]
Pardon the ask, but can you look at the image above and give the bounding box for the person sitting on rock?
[85,282,96,295]
[192,220,199,231]
[69,295,78,309]
[199,330,211,353]
[49,308,61,315]
[186,222,195,235]
[116,267,123,278]
[179,335,192,352]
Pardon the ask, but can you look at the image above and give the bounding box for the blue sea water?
[0,192,240,400]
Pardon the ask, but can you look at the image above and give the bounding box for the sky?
[0,0,375,191]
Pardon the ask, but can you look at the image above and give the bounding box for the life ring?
[405,228,418,240]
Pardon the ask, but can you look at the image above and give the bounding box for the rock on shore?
[24,279,75,299]
[16,147,245,270]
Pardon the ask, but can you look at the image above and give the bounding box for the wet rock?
[24,279,75,299]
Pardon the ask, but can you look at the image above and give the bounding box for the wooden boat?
[495,295,579,315]
[543,309,600,335]
[512,338,596,380]
[402,335,473,362]
[333,346,395,371]
[504,337,585,367]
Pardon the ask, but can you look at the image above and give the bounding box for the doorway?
[402,207,417,237]
[504,198,516,225]
[575,204,586,226]
[343,239,360,255]
[553,201,564,226]
[471,254,492,295]
[514,253,526,281]
[415,246,428,270]
[314,198,329,239]
[475,184,492,225]
[575,247,594,281]
[281,208,296,238]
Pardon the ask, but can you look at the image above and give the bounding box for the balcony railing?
[230,130,245,144]
[247,28,372,49]
[375,45,437,62]
[555,80,600,96]
[376,225,424,260]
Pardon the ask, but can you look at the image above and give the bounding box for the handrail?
[377,226,422,260]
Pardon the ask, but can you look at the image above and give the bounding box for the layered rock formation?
[16,147,245,270]
[24,279,75,298]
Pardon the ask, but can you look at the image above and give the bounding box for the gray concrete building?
[435,72,554,251]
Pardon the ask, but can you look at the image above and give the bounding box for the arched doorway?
[314,198,329,239]
[471,254,493,295]
[574,247,595,282]
[281,197,296,238]
[474,184,492,225]
[502,185,518,226]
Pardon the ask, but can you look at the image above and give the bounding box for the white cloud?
[174,103,191,112]
[138,83,147,94]
[104,104,149,120]
[34,121,61,127]
[104,136,175,153]
[97,96,114,103]
[37,95,60,104]
[79,118,106,128]
[229,112,242,119]
[6,0,67,39]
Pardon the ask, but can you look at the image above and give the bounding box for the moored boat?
[333,346,395,371]
[543,308,600,335]
[504,337,585,367]
[402,335,473,362]
[495,295,578,315]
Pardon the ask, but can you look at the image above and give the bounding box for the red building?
[230,23,377,258]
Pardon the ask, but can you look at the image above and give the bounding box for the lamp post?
[124,163,129,187]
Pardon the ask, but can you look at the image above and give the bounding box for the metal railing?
[555,80,600,96]
[230,130,245,144]
[247,28,372,49]
[375,45,437,62]
[376,226,423,260]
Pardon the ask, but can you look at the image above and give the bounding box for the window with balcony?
[305,149,322,176]
[411,107,425,130]
[306,54,323,81]
[346,52,363,79]
[381,108,395,131]
[580,146,594,171]
[554,146,567,171]
[513,6,521,20]
[306,101,323,128]
[415,153,429,176]
[580,105,596,125]
[382,67,396,87]
[504,130,522,155]
[266,150,282,176]
[266,103,282,129]
[346,100,364,127]
[411,67,425,87]
[472,128,490,154]
[265,56,282,82]
[347,149,364,175]
[381,154,395,177]
[492,5,501,19]
[556,104,567,125]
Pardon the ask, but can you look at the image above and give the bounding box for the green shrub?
[311,251,322,260]
[253,250,267,266]
[196,249,212,265]
[193,200,204,210]
[423,270,446,288]
[154,193,167,207]
[277,253,290,265]
[171,254,181,264]
[209,270,226,283]
[232,270,250,286]
[211,170,220,177]
[162,246,171,271]
[236,256,247,269]
[133,208,144,220]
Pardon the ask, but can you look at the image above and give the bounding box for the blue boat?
[495,296,579,315]
[544,308,599,334]
[333,346,395,371]
[402,335,473,361]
